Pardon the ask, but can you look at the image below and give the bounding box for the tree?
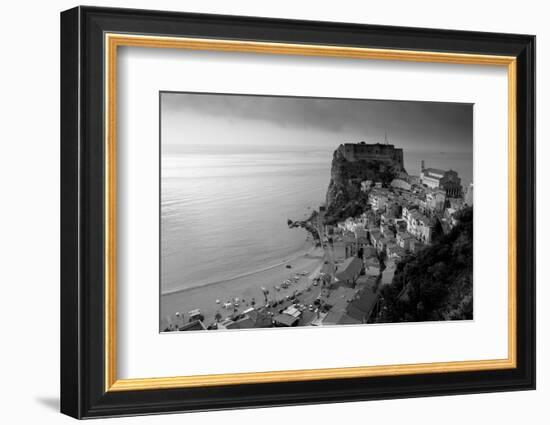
[375,207,473,323]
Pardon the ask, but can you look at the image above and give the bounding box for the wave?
[161,244,319,297]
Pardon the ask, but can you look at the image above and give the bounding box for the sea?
[161,146,473,295]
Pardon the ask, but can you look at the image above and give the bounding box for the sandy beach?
[160,246,326,330]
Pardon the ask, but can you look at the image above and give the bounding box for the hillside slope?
[373,207,474,323]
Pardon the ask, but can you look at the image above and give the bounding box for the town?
[164,142,473,332]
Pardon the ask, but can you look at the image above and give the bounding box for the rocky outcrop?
[324,147,407,224]
[287,212,321,243]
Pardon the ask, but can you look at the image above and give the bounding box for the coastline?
[161,242,318,296]
[160,246,326,330]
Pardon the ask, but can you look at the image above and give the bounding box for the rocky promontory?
[324,144,408,224]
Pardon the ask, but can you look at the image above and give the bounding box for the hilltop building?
[420,161,462,197]
[337,142,404,168]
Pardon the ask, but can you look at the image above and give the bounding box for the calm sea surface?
[161,147,472,294]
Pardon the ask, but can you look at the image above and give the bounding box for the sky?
[161,91,473,155]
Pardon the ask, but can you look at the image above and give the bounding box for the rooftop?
[335,257,363,282]
[423,167,446,177]
[179,320,206,331]
[273,313,299,327]
[346,287,380,322]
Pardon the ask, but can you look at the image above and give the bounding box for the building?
[385,202,402,219]
[377,236,396,254]
[246,309,273,328]
[406,210,437,244]
[360,180,373,192]
[338,217,360,233]
[402,205,418,221]
[369,192,389,211]
[369,228,381,247]
[396,231,415,251]
[354,226,367,239]
[381,225,395,240]
[364,256,381,277]
[465,183,474,207]
[394,218,408,232]
[179,320,207,331]
[410,240,426,254]
[387,244,407,261]
[360,210,377,228]
[380,211,396,225]
[391,178,411,191]
[335,256,363,287]
[320,310,360,326]
[337,142,404,167]
[381,260,396,285]
[402,206,417,230]
[362,245,378,259]
[187,309,204,322]
[332,232,357,260]
[332,240,346,261]
[426,189,446,213]
[444,208,460,229]
[449,197,465,211]
[346,286,380,323]
[224,316,256,330]
[420,164,463,197]
[273,313,299,327]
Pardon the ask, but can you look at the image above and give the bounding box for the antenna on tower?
[384,131,388,145]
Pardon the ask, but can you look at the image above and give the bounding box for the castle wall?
[338,143,404,168]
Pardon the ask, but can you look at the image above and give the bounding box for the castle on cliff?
[337,142,404,168]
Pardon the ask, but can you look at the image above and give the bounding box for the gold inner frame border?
[104,33,517,392]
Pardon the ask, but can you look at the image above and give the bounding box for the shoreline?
[161,242,318,296]
[160,246,326,330]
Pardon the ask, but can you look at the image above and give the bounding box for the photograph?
[159,92,474,332]
[57,5,536,419]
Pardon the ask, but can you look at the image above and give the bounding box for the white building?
[403,208,436,244]
[420,164,462,197]
[369,192,388,211]
[390,178,411,191]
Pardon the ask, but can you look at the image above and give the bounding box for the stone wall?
[337,143,404,168]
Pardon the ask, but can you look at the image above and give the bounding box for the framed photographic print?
[60,6,536,419]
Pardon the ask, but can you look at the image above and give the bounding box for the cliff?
[324,146,407,224]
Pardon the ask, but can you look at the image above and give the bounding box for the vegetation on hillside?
[373,207,473,323]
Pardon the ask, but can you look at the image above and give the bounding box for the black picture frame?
[60,5,535,419]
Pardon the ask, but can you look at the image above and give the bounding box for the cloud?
[161,92,473,152]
